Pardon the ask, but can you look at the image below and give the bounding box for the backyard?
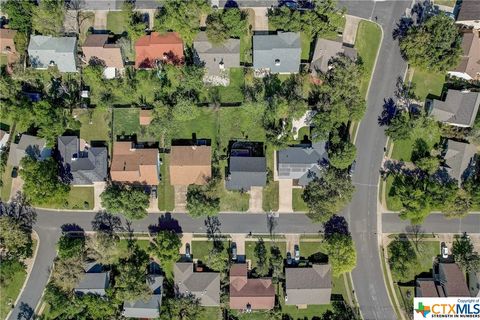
[112,107,156,142]
[355,20,382,98]
[0,165,13,201]
[75,108,111,146]
[217,68,245,104]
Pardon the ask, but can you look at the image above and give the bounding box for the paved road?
[8,210,321,320]
[383,213,480,234]
[337,1,411,319]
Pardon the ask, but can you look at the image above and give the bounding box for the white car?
[441,242,448,259]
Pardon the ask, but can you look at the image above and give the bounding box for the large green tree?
[20,157,70,206]
[206,245,229,272]
[399,13,462,72]
[32,0,65,36]
[148,230,181,266]
[302,169,355,223]
[51,255,85,292]
[324,233,356,277]
[2,0,34,34]
[387,238,418,281]
[328,139,356,170]
[100,184,149,220]
[205,8,248,44]
[254,238,270,277]
[57,233,85,259]
[33,100,78,146]
[186,185,220,217]
[0,216,30,259]
[115,245,151,302]
[161,294,204,320]
[452,234,480,274]
[86,232,121,265]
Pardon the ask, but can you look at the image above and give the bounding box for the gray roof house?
[277,142,328,186]
[226,156,267,191]
[285,264,332,306]
[174,262,220,306]
[7,134,51,167]
[122,275,164,319]
[28,36,77,72]
[73,0,160,10]
[193,32,240,84]
[57,136,107,185]
[430,90,480,127]
[74,263,110,296]
[253,32,301,74]
[442,139,477,185]
[311,38,357,76]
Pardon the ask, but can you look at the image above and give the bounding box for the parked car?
[294,245,300,261]
[11,167,17,178]
[185,243,191,259]
[286,252,292,265]
[231,243,237,261]
[151,186,157,199]
[441,242,448,259]
[348,160,357,177]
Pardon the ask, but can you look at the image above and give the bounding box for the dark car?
[185,243,191,259]
[11,167,18,178]
[286,252,292,265]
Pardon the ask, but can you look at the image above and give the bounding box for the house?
[310,38,357,76]
[82,34,124,79]
[193,32,240,85]
[285,264,332,307]
[276,142,328,186]
[57,136,108,185]
[416,263,471,297]
[28,36,77,72]
[253,32,301,74]
[229,263,275,310]
[169,145,211,186]
[7,134,51,167]
[74,262,110,296]
[448,30,480,81]
[455,0,480,29]
[135,32,184,69]
[0,28,18,65]
[430,90,480,127]
[442,139,477,185]
[174,262,220,306]
[123,275,164,318]
[469,271,480,297]
[226,149,267,191]
[110,141,159,185]
[139,110,152,126]
[0,129,9,151]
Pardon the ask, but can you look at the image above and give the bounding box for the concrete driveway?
[9,176,24,201]
[93,181,105,211]
[248,186,263,213]
[173,185,187,212]
[252,7,269,31]
[278,179,293,212]
[180,233,193,255]
[93,10,108,31]
[342,15,361,46]
[285,234,300,255]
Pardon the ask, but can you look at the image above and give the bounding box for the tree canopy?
[399,13,462,72]
[324,233,356,277]
[186,185,220,217]
[253,238,270,277]
[387,238,418,281]
[2,0,34,34]
[205,8,248,44]
[0,216,31,259]
[32,0,65,36]
[161,294,204,320]
[452,234,480,274]
[100,184,149,220]
[148,230,181,266]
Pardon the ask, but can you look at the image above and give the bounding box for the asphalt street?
[383,213,480,234]
[337,1,411,319]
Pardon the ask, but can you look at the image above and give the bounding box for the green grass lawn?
[0,239,37,320]
[112,107,155,142]
[410,68,446,101]
[106,11,127,34]
[240,9,254,65]
[434,0,457,7]
[262,181,279,212]
[390,138,414,162]
[355,20,382,98]
[191,240,230,266]
[158,154,175,212]
[175,108,218,145]
[385,175,404,212]
[245,240,286,268]
[198,307,221,320]
[0,54,7,66]
[76,108,111,145]
[301,32,312,61]
[39,186,94,210]
[219,185,249,211]
[0,165,13,202]
[218,68,245,104]
[292,188,308,212]
[299,241,326,260]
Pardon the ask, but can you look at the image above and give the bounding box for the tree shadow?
[324,215,350,239]
[148,213,182,233]
[91,211,122,234]
[0,192,36,232]
[378,98,397,126]
[17,302,34,320]
[60,223,84,234]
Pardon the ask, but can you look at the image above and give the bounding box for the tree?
[324,233,356,277]
[254,238,270,277]
[2,0,34,34]
[155,0,211,45]
[206,245,229,272]
[186,185,220,217]
[385,112,412,141]
[100,184,149,220]
[0,259,25,287]
[387,238,418,280]
[415,155,440,175]
[149,230,181,266]
[57,233,85,259]
[452,234,480,274]
[161,294,204,320]
[115,245,151,302]
[0,216,30,259]
[302,169,355,223]
[321,301,361,320]
[328,139,356,170]
[269,245,284,284]
[20,157,70,206]
[51,255,85,292]
[399,13,462,72]
[86,232,121,265]
[32,0,65,36]
[80,293,119,319]
[122,1,148,43]
[443,188,472,218]
[33,100,77,146]
[205,8,248,44]
[172,97,200,122]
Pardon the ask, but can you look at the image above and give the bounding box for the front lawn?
[385,175,404,212]
[390,138,414,162]
[39,186,94,210]
[262,181,279,212]
[191,240,230,267]
[0,165,13,202]
[245,240,286,268]
[219,186,249,212]
[158,154,175,212]
[410,68,446,101]
[355,20,382,98]
[75,108,111,145]
[292,188,308,212]
[107,11,127,34]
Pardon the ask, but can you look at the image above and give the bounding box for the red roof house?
[135,32,184,68]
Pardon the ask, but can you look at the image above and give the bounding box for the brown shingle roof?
[454,30,480,80]
[439,263,471,297]
[229,264,275,310]
[169,145,211,186]
[82,34,124,70]
[135,32,184,68]
[416,279,441,297]
[139,110,152,125]
[111,141,159,185]
[285,264,332,305]
[456,0,480,22]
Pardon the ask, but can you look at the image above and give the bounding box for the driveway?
[343,15,361,45]
[248,186,263,213]
[173,185,187,212]
[180,233,192,255]
[278,180,293,213]
[93,10,108,31]
[9,176,24,201]
[93,181,105,211]
[252,7,269,31]
[285,234,300,255]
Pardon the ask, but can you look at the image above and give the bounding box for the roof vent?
[275,59,281,66]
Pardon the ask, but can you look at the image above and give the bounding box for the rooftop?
[285,264,332,305]
[169,145,211,186]
[253,32,301,73]
[174,262,220,307]
[431,90,480,127]
[135,32,184,68]
[443,139,477,185]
